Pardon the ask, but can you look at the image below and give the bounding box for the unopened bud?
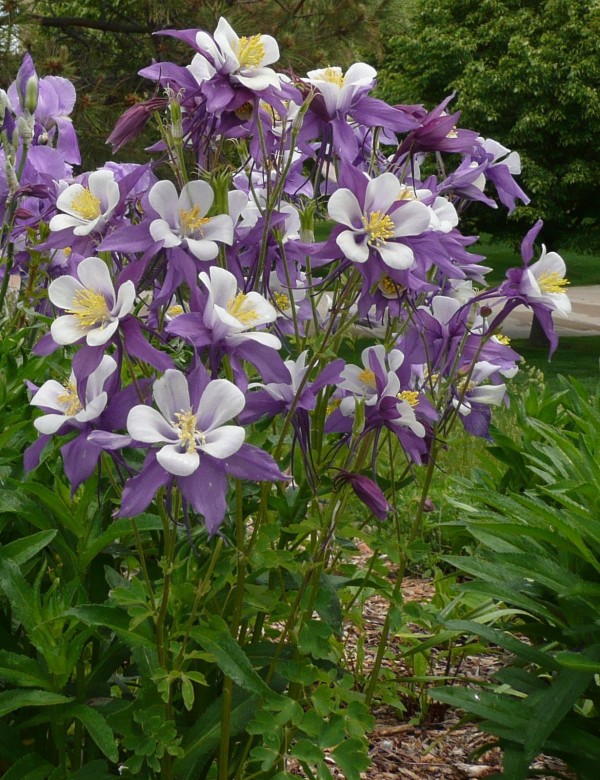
[479,305,492,318]
[16,53,39,114]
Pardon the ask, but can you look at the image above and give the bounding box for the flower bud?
[16,53,39,114]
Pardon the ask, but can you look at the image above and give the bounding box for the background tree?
[1,0,405,168]
[377,0,600,253]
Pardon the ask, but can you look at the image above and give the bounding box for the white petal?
[185,237,219,261]
[149,180,180,226]
[49,213,84,232]
[200,425,245,459]
[48,274,84,309]
[154,370,191,422]
[236,68,281,92]
[85,355,118,400]
[77,257,115,300]
[390,200,432,237]
[377,241,415,270]
[31,380,68,411]
[150,219,182,247]
[202,214,234,245]
[34,414,70,434]
[76,391,108,422]
[259,35,279,66]
[157,444,199,476]
[179,180,214,214]
[365,173,402,216]
[226,331,282,350]
[469,384,507,407]
[51,315,87,344]
[85,319,119,346]
[196,379,245,431]
[328,188,363,228]
[56,184,87,218]
[344,62,377,86]
[127,405,178,443]
[336,230,369,263]
[203,266,238,307]
[112,280,136,319]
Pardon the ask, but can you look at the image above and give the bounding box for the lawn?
[514,335,600,394]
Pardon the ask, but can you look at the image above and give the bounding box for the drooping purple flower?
[332,469,392,521]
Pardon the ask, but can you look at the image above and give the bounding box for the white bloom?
[304,63,376,115]
[452,361,507,417]
[31,355,117,434]
[149,180,234,261]
[200,266,281,350]
[48,256,135,346]
[127,369,245,477]
[523,245,571,318]
[328,172,432,270]
[49,169,120,236]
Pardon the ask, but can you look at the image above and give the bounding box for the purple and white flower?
[127,369,245,477]
[49,169,120,235]
[48,256,135,346]
[30,355,117,434]
[149,180,234,261]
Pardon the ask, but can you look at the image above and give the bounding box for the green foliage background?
[377,0,600,254]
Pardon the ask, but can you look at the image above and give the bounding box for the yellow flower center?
[179,206,210,237]
[237,35,265,68]
[167,304,184,318]
[378,275,405,298]
[63,247,72,257]
[538,272,570,294]
[495,334,511,345]
[326,398,341,415]
[397,390,419,407]
[227,292,259,326]
[70,188,101,221]
[319,67,345,87]
[358,369,377,388]
[396,186,417,201]
[174,410,205,454]
[67,288,110,329]
[273,292,291,311]
[362,211,395,245]
[56,381,82,416]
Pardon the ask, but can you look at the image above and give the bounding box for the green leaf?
[0,754,53,780]
[79,514,163,568]
[0,689,73,718]
[190,615,281,702]
[66,605,155,648]
[0,649,53,689]
[68,760,114,779]
[0,558,41,637]
[291,739,324,763]
[331,738,370,780]
[0,531,57,565]
[554,650,600,673]
[430,687,529,731]
[69,704,119,763]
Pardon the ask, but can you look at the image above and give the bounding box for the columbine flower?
[328,171,431,269]
[520,245,571,318]
[304,63,376,115]
[30,355,117,434]
[149,180,234,261]
[192,17,281,92]
[48,256,135,346]
[200,266,281,349]
[127,369,245,477]
[49,169,120,235]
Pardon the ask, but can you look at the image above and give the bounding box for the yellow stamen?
[63,247,72,257]
[326,398,341,415]
[538,272,570,294]
[273,292,291,311]
[378,275,405,298]
[362,210,395,245]
[174,410,205,454]
[396,186,417,201]
[235,102,254,121]
[70,188,101,221]
[319,67,344,88]
[495,334,511,345]
[237,35,265,68]
[179,206,210,236]
[56,381,82,416]
[167,304,184,318]
[446,126,458,138]
[358,369,377,388]
[67,289,110,329]
[397,390,419,407]
[227,292,259,326]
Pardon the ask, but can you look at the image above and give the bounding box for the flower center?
[538,271,570,294]
[273,292,291,311]
[174,410,205,454]
[397,390,419,407]
[67,288,110,329]
[56,381,82,416]
[319,67,344,87]
[396,186,417,201]
[446,126,458,138]
[495,333,511,345]
[378,275,405,298]
[358,369,377,388]
[179,206,210,237]
[227,292,259,326]
[362,210,395,245]
[167,304,184,318]
[70,188,101,221]
[237,35,265,68]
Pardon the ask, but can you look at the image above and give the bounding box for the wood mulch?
[289,567,575,779]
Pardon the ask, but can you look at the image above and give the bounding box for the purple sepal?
[32,332,60,357]
[61,431,101,493]
[461,405,493,440]
[121,318,173,372]
[520,220,544,265]
[179,460,229,537]
[333,470,392,521]
[87,431,132,450]
[312,359,345,393]
[24,434,51,472]
[120,452,170,517]
[99,222,154,253]
[222,444,287,483]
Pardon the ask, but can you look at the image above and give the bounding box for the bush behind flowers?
[0,20,571,778]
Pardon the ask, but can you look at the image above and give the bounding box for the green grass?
[513,336,600,394]
[478,234,600,287]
